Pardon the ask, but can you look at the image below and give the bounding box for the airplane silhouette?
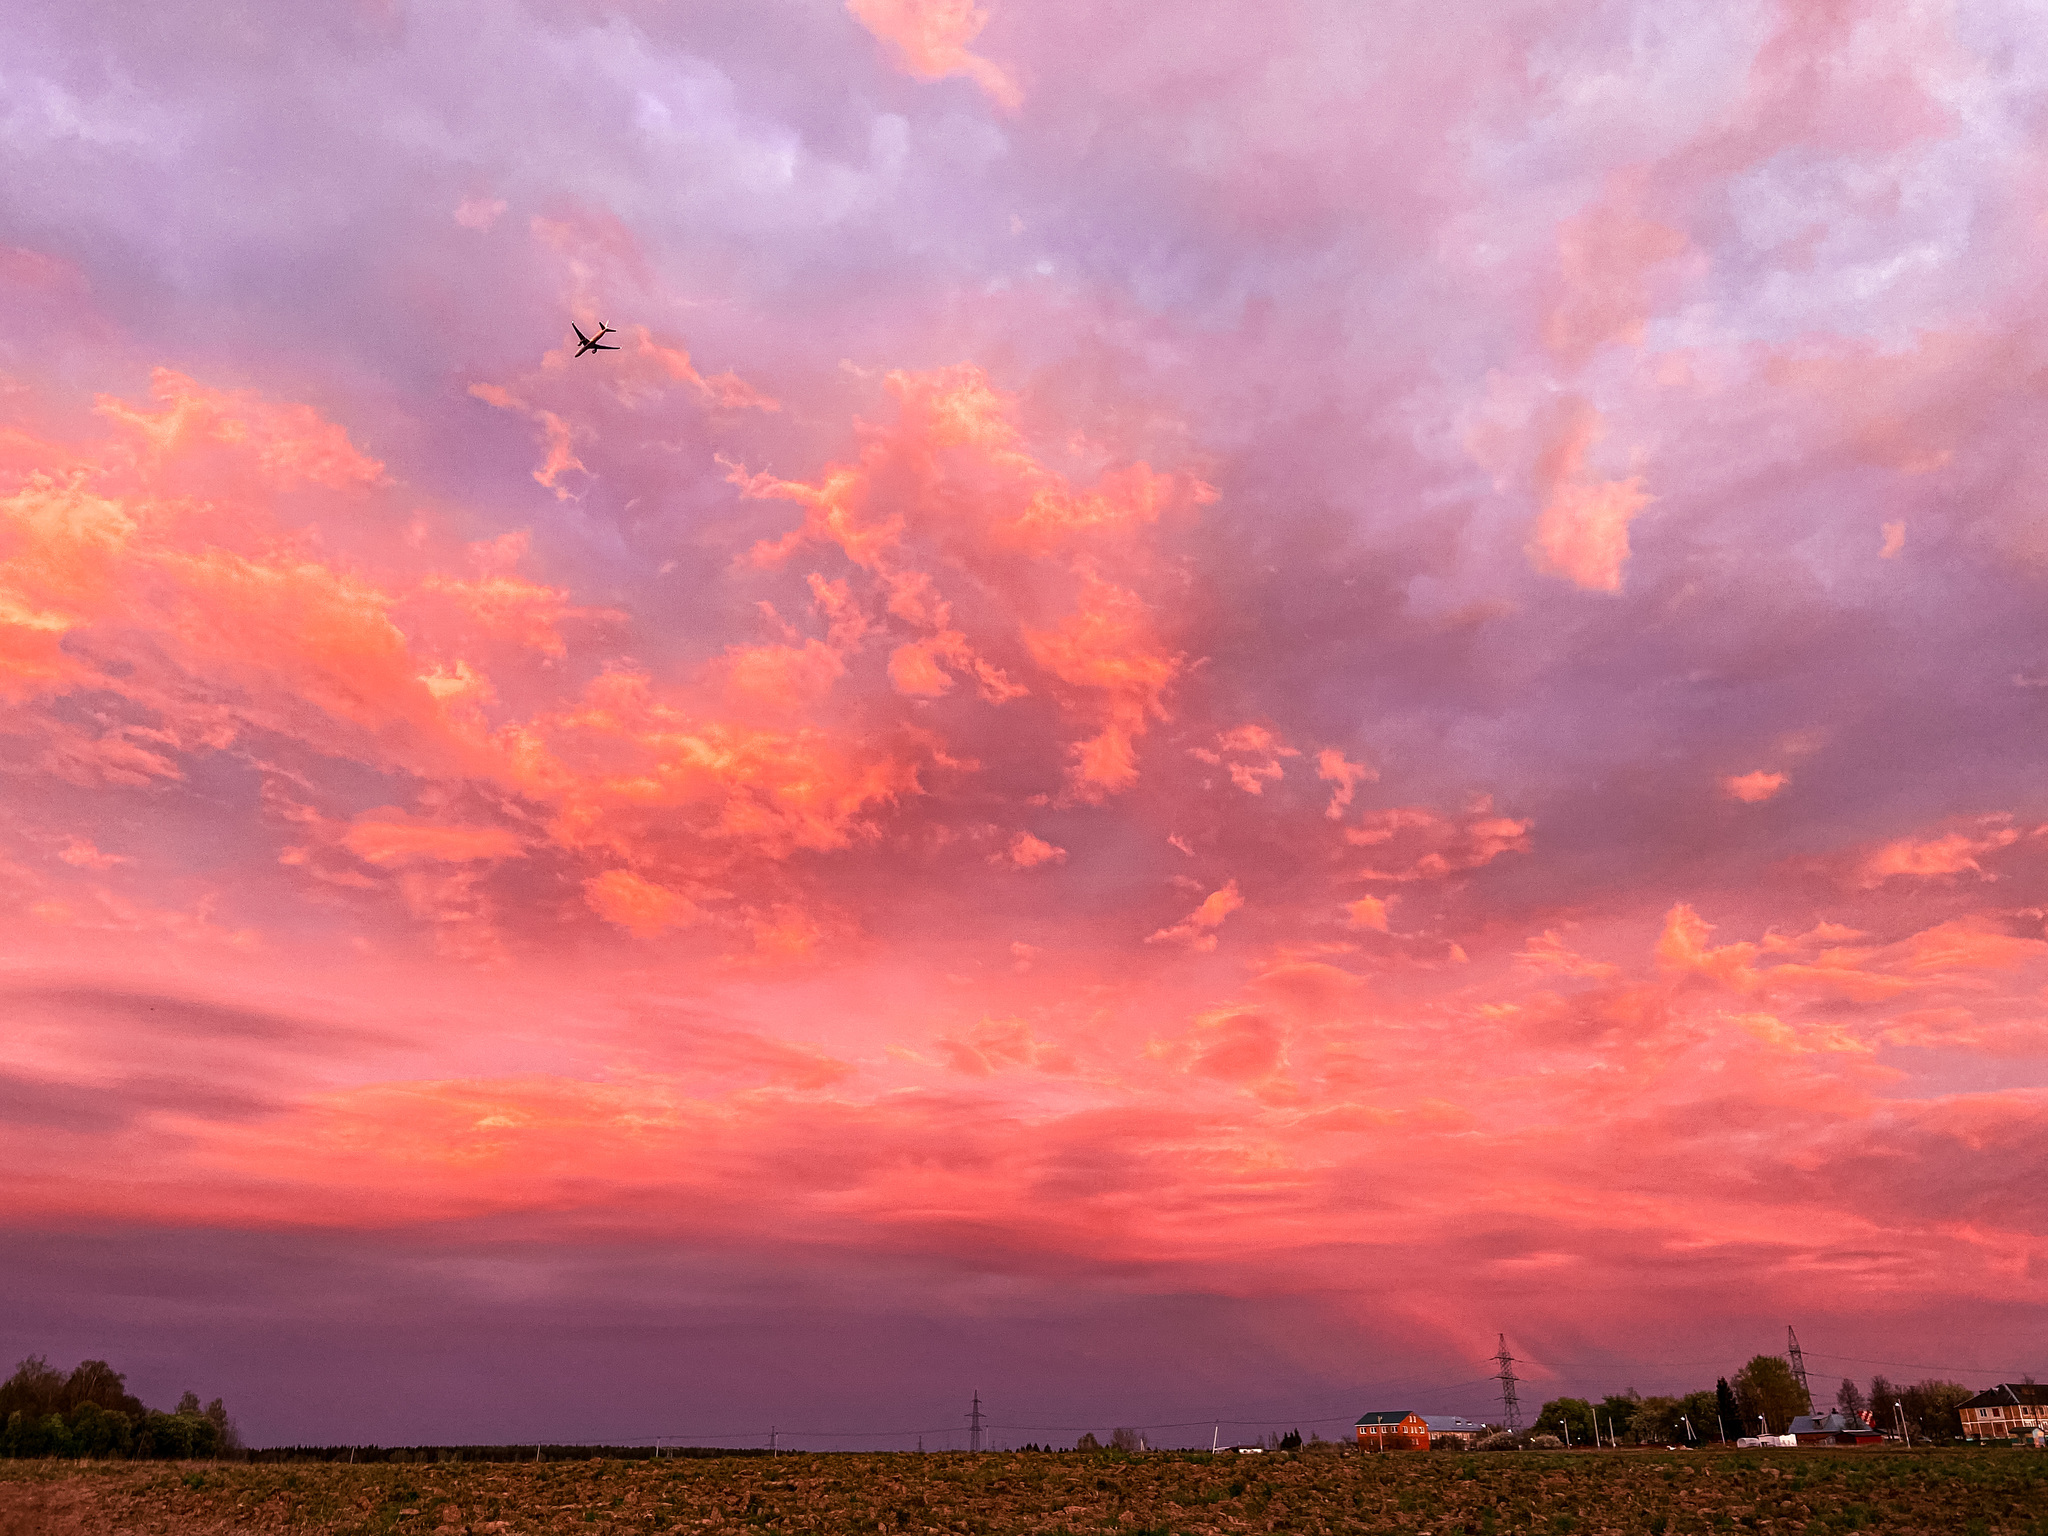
[573,322,618,356]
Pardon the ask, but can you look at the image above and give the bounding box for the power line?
[1801,1350,2039,1378]
[619,1374,1507,1448]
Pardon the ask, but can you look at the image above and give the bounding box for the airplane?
[573,322,618,356]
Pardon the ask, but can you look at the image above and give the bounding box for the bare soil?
[1,1447,2042,1535]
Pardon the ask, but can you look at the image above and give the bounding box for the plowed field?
[2,1448,2043,1535]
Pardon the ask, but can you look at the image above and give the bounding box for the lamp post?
[1682,1415,1695,1447]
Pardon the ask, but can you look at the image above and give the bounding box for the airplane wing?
[572,324,592,345]
[593,342,619,350]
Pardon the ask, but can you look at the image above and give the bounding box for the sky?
[3,0,2046,1449]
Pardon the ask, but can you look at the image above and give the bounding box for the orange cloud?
[1526,397,1652,593]
[96,368,387,490]
[1027,577,1180,800]
[1516,929,1619,979]
[1343,895,1389,932]
[1857,818,2019,886]
[1317,747,1375,819]
[1880,520,1905,558]
[584,869,700,936]
[846,0,1022,110]
[937,1017,1073,1076]
[1192,724,1298,796]
[1655,903,1759,990]
[1345,799,1530,881]
[1723,770,1788,803]
[1147,880,1243,951]
[343,812,526,867]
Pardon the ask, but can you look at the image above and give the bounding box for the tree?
[1627,1396,1683,1446]
[1714,1379,1740,1443]
[1677,1390,1718,1445]
[66,1402,134,1458]
[0,1359,65,1422]
[1534,1397,1596,1447]
[65,1361,143,1419]
[1733,1356,1806,1435]
[1869,1376,1902,1436]
[1075,1432,1101,1452]
[1598,1393,1640,1443]
[1835,1379,1867,1421]
[1109,1428,1141,1452]
[205,1398,242,1453]
[1278,1429,1302,1451]
[1899,1381,1971,1445]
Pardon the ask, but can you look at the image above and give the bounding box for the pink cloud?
[1857,818,2020,887]
[10,0,2048,1442]
[846,0,1022,111]
[1525,397,1653,593]
[995,830,1066,869]
[1543,183,1691,365]
[1723,770,1788,803]
[453,196,507,232]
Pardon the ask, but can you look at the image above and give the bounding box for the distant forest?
[1,1355,238,1460]
[1531,1354,1977,1447]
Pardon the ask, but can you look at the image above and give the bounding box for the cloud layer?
[3,0,2047,1443]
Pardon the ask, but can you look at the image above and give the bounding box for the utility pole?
[968,1391,984,1454]
[770,1427,777,1456]
[1494,1334,1523,1433]
[1786,1327,1814,1414]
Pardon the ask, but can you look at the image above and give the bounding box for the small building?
[1355,1412,1430,1450]
[1960,1384,2048,1444]
[1789,1412,1887,1447]
[1421,1416,1489,1447]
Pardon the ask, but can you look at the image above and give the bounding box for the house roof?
[1960,1384,2048,1412]
[1355,1412,1421,1425]
[1421,1417,1488,1433]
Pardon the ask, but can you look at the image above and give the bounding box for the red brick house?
[1355,1412,1430,1449]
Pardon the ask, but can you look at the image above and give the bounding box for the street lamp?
[1682,1415,1695,1447]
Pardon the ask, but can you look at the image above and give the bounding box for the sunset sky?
[4,0,2046,1447]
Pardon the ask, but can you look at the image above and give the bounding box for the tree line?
[0,1355,240,1460]
[1533,1353,1977,1447]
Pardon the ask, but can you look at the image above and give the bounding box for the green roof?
[1355,1412,1419,1425]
